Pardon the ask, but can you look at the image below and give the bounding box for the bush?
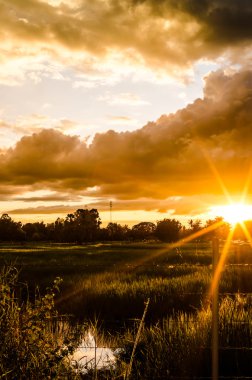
[0,266,79,379]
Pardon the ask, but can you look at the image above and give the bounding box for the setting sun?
[211,203,252,225]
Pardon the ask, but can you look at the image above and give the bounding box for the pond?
[69,331,119,374]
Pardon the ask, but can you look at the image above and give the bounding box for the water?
[70,331,117,374]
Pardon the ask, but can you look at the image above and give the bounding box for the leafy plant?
[0,266,80,379]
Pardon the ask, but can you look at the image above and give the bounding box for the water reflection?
[70,331,116,374]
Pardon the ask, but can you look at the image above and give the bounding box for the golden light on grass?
[196,149,252,379]
[209,227,235,298]
[56,219,224,305]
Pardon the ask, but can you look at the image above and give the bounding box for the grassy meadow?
[1,240,252,378]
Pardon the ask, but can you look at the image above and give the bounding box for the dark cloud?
[13,194,83,202]
[134,0,252,42]
[1,0,252,72]
[1,69,252,207]
[8,204,74,215]
[3,129,89,183]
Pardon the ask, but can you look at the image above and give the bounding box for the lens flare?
[210,203,252,226]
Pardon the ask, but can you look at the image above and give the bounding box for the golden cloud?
[0,0,251,81]
[8,193,244,219]
[1,69,252,205]
[5,197,198,215]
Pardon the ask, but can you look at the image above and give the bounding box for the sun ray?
[191,134,233,204]
[211,203,252,226]
[56,220,224,305]
[194,134,252,227]
[241,163,252,204]
[56,149,252,308]
[239,221,252,248]
[201,150,233,204]
[209,227,235,298]
[128,219,225,268]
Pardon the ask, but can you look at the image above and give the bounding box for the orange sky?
[1,1,252,226]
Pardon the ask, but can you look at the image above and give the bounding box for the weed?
[0,266,81,379]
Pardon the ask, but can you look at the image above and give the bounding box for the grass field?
[1,240,252,321]
[1,240,252,378]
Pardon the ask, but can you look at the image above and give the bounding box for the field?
[1,240,252,378]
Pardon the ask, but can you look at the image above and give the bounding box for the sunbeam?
[239,221,252,248]
[241,163,252,204]
[56,220,224,306]
[211,203,252,226]
[209,227,235,299]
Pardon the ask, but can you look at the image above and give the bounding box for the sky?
[1,0,252,226]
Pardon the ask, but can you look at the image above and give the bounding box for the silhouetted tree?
[62,214,78,242]
[188,219,202,233]
[62,208,101,243]
[182,219,203,239]
[155,218,182,242]
[52,218,64,241]
[102,223,130,241]
[22,222,47,241]
[0,214,25,241]
[131,222,156,240]
[203,217,230,240]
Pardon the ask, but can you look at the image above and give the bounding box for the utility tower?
[109,201,113,224]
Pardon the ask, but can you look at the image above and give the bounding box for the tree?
[131,222,156,240]
[75,208,101,242]
[188,219,202,233]
[22,222,47,241]
[104,222,130,241]
[50,218,64,242]
[155,218,182,242]
[63,208,101,243]
[203,217,230,240]
[0,214,25,241]
[183,219,203,239]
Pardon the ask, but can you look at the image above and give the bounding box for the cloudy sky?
[1,0,252,226]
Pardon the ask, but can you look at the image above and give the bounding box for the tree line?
[0,208,249,243]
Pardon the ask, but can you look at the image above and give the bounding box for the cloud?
[13,193,83,203]
[1,69,252,212]
[0,115,83,148]
[6,194,236,219]
[98,92,150,106]
[8,204,76,215]
[0,46,67,86]
[108,115,139,128]
[0,0,252,85]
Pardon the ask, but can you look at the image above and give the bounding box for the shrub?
[0,266,79,379]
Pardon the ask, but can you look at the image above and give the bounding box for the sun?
[211,202,252,226]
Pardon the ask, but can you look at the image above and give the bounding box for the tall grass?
[0,266,82,379]
[58,266,211,321]
[58,263,252,323]
[116,296,252,379]
[1,242,252,378]
[1,241,252,323]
